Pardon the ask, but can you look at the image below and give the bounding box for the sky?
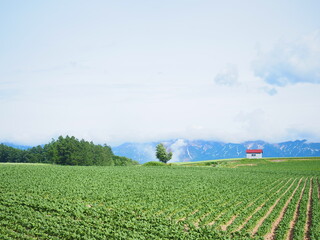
[1,0,320,146]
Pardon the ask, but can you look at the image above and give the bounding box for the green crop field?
[1,158,319,239]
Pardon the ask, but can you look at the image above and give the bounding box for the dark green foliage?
[155,143,172,163]
[113,156,139,166]
[0,144,25,163]
[143,161,167,166]
[45,136,115,166]
[0,136,137,166]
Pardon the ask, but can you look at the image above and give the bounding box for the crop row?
[0,163,319,239]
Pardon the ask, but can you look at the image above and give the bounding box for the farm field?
[0,158,319,239]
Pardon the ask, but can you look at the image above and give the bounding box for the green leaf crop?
[0,159,319,239]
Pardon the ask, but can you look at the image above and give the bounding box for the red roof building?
[246,149,263,154]
[246,149,263,158]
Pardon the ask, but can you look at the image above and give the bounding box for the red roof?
[246,149,263,153]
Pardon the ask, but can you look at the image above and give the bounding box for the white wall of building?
[246,153,262,159]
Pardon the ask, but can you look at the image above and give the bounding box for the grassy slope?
[172,157,320,168]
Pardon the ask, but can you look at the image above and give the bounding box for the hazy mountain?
[3,139,320,164]
[112,139,320,163]
[1,142,31,150]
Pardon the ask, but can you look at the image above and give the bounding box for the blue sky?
[1,0,320,145]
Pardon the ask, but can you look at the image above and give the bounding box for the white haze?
[1,1,320,146]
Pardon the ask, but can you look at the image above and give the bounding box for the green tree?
[0,136,137,166]
[155,143,172,163]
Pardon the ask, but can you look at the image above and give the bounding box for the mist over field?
[1,1,320,146]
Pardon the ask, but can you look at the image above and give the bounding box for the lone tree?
[155,143,173,163]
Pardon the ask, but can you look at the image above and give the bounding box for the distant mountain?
[1,142,32,150]
[3,139,320,164]
[112,139,320,163]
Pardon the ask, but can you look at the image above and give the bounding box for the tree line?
[0,136,138,166]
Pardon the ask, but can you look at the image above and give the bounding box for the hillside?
[113,139,320,163]
[173,156,320,168]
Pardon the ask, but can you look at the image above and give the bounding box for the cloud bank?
[168,139,188,163]
[214,65,238,86]
[253,30,320,86]
[1,2,320,146]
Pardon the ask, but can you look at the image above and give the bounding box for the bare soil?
[232,164,257,168]
[194,212,211,227]
[222,187,276,232]
[235,179,291,232]
[317,178,320,201]
[270,159,312,162]
[177,209,199,222]
[191,209,199,215]
[251,178,297,236]
[304,178,313,240]
[177,216,186,222]
[207,211,224,226]
[276,179,292,193]
[264,178,302,240]
[286,178,307,240]
[268,179,283,192]
[207,219,216,226]
[221,215,237,231]
[183,224,189,232]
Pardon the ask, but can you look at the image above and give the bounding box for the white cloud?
[214,64,238,86]
[260,86,277,96]
[1,76,320,146]
[1,4,320,146]
[253,29,320,86]
[168,139,188,162]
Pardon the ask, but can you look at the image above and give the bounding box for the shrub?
[142,161,166,166]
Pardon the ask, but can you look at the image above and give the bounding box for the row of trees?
[0,136,138,166]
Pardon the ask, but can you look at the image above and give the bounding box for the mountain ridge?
[3,139,320,163]
[112,139,320,163]
[1,142,32,150]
